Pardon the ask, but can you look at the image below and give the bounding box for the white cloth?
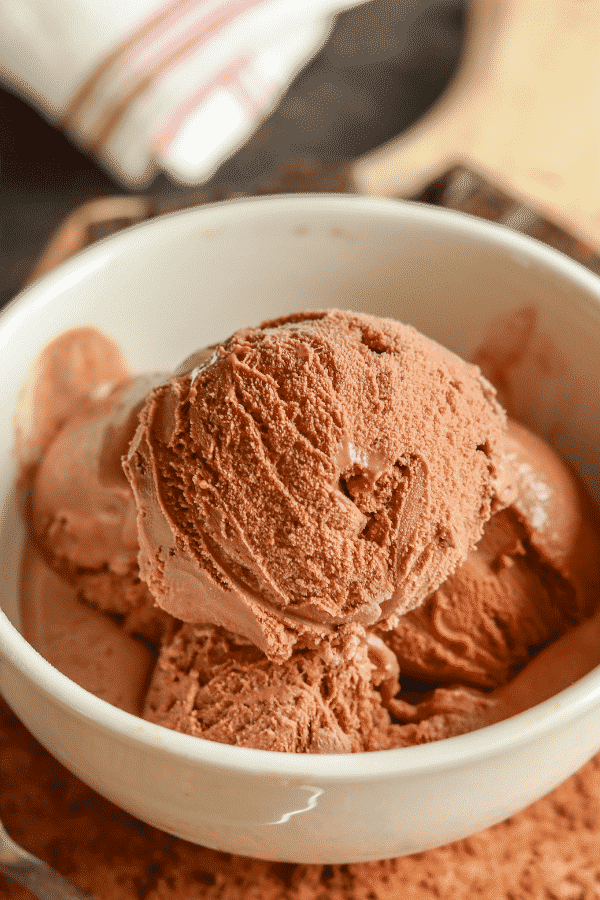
[1,0,363,186]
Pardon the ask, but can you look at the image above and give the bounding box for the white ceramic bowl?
[2,195,600,865]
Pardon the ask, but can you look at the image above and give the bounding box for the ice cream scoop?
[383,419,600,691]
[14,327,130,477]
[124,309,509,660]
[28,367,167,640]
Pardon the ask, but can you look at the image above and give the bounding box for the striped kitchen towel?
[0,0,363,186]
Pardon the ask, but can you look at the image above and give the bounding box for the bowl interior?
[2,193,600,732]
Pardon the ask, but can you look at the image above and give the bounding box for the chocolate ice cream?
[15,309,600,756]
[21,546,153,716]
[124,310,508,660]
[29,369,167,639]
[385,420,600,692]
[144,623,400,753]
[14,327,130,475]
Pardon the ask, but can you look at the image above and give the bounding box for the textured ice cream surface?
[385,507,577,690]
[142,617,505,752]
[144,623,401,753]
[125,309,508,660]
[26,354,168,641]
[382,420,600,691]
[143,581,600,753]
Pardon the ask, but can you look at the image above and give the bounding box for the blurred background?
[0,0,466,307]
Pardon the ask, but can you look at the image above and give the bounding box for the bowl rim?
[2,192,600,782]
